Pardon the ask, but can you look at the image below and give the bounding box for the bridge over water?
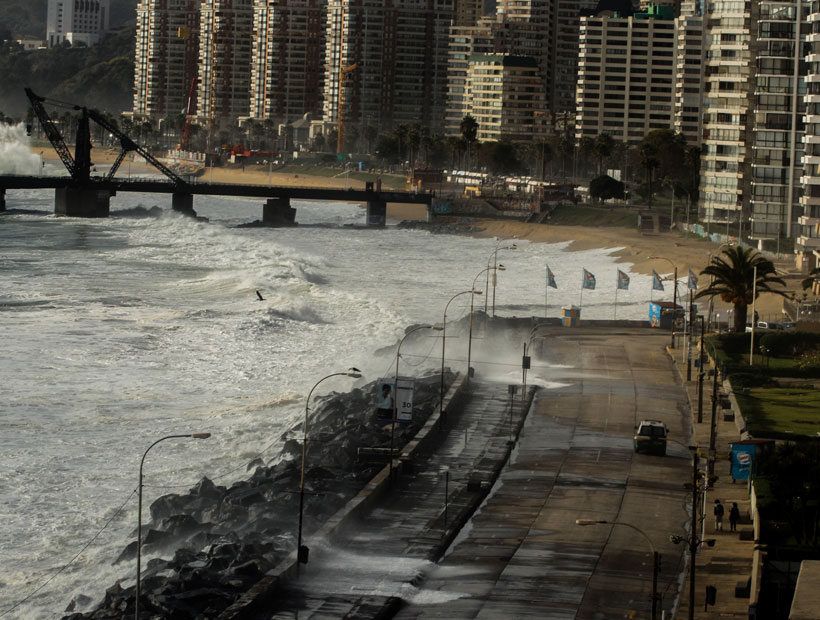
[0,175,433,226]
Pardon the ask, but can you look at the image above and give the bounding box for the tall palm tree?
[695,246,788,332]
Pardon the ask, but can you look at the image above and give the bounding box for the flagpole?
[614,278,618,320]
[545,265,548,318]
[579,269,584,310]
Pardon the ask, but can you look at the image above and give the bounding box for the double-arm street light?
[650,255,678,349]
[441,290,482,418]
[392,324,441,477]
[137,433,211,620]
[486,239,516,316]
[469,266,504,376]
[298,369,361,574]
[576,519,661,620]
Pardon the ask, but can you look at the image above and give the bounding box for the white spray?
[0,122,42,175]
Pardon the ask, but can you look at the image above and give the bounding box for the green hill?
[0,0,137,39]
[0,27,135,119]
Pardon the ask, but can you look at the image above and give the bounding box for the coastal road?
[257,326,693,619]
[395,327,693,619]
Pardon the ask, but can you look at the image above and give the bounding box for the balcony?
[797,235,820,249]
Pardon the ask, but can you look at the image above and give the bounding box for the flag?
[546,265,557,289]
[688,268,699,291]
[617,269,630,290]
[582,269,596,290]
[652,270,665,291]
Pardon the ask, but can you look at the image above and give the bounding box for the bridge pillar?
[55,187,111,217]
[366,200,386,227]
[172,192,196,216]
[0,188,5,212]
[263,197,296,226]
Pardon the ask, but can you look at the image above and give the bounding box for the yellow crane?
[336,63,358,154]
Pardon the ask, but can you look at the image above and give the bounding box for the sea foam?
[0,123,41,175]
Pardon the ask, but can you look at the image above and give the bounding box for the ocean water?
[0,138,671,618]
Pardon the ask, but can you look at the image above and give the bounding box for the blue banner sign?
[731,443,756,480]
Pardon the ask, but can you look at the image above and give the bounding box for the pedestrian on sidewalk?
[729,502,740,532]
[714,499,725,532]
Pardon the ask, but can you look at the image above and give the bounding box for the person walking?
[714,499,725,532]
[729,502,740,532]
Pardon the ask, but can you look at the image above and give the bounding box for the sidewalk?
[668,340,755,619]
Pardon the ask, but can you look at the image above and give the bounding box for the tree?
[593,133,615,176]
[639,142,660,208]
[802,267,820,292]
[460,114,478,169]
[589,175,625,203]
[695,246,788,333]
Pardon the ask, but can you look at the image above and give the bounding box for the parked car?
[781,321,797,331]
[633,420,668,456]
[745,321,783,332]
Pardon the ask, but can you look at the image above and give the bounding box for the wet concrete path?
[260,327,693,619]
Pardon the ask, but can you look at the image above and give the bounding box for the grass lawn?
[735,387,820,437]
[549,204,638,227]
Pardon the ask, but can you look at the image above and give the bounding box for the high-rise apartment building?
[133,0,201,121]
[748,0,809,243]
[698,0,753,231]
[465,54,547,142]
[198,0,254,130]
[673,0,703,144]
[324,0,454,139]
[575,5,678,144]
[799,0,820,256]
[551,0,599,116]
[249,0,327,125]
[46,0,110,48]
[445,0,553,137]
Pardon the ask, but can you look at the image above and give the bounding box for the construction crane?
[180,76,198,150]
[336,63,358,154]
[24,88,189,189]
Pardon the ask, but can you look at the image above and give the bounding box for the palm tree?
[460,115,478,170]
[593,133,615,176]
[695,246,788,332]
[802,267,820,292]
[639,142,660,208]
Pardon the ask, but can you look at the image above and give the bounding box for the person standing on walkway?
[729,502,740,532]
[714,499,725,532]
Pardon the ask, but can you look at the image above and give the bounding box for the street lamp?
[392,325,441,477]
[650,256,678,349]
[297,368,361,574]
[485,238,516,315]
[136,433,211,620]
[575,519,661,620]
[469,266,504,376]
[441,290,482,419]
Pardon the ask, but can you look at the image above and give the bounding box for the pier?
[0,175,433,225]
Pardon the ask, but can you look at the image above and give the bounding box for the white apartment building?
[465,54,547,142]
[249,0,326,125]
[674,0,703,144]
[575,6,678,144]
[324,0,454,138]
[799,0,820,256]
[698,0,753,231]
[198,0,254,130]
[47,0,110,48]
[133,0,201,121]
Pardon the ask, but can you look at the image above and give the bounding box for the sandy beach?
[31,145,800,319]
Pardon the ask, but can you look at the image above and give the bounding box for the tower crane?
[336,63,358,154]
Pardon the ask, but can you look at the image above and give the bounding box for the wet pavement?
[252,326,696,619]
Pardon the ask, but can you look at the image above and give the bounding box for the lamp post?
[136,433,211,620]
[697,315,705,423]
[575,519,661,620]
[651,256,678,349]
[441,290,482,418]
[485,239,516,315]
[298,369,361,574]
[469,266,503,376]
[392,325,441,477]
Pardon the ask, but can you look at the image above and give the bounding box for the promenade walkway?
[668,340,755,620]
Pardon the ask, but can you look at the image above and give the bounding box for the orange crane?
[336,63,358,154]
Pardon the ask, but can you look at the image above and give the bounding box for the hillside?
[0,27,135,119]
[0,0,137,39]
